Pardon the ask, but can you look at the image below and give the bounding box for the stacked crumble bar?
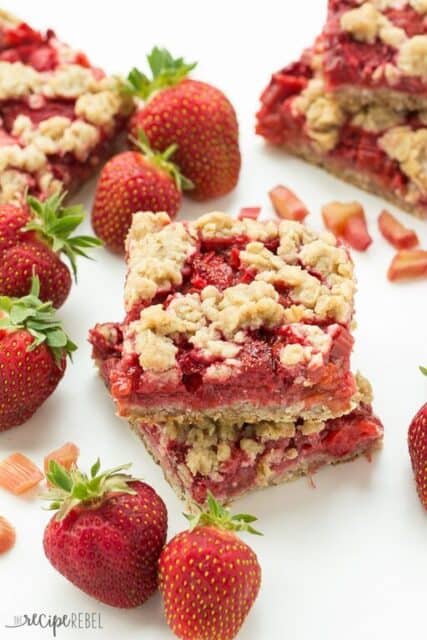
[0,10,133,204]
[257,0,427,218]
[90,211,383,505]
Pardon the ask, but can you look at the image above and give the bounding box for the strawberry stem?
[24,192,102,280]
[0,275,76,364]
[184,492,262,536]
[41,458,139,520]
[124,47,197,100]
[131,129,194,192]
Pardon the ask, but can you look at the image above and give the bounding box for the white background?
[1,1,427,638]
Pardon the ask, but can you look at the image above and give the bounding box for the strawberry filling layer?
[256,63,422,205]
[0,21,90,70]
[323,2,427,94]
[137,404,383,504]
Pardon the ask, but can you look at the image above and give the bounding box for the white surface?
[1,1,426,639]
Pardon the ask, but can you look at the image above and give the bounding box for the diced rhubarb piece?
[0,516,16,554]
[0,453,43,495]
[269,185,309,221]
[378,210,419,250]
[44,442,79,477]
[322,201,372,251]
[238,207,261,220]
[387,250,427,282]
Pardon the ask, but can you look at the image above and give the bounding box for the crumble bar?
[89,211,383,504]
[256,50,427,218]
[91,211,357,425]
[0,10,133,204]
[323,0,427,111]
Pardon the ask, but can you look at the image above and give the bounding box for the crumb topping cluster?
[340,2,427,80]
[0,42,132,204]
[379,126,427,192]
[123,211,355,376]
[291,75,408,153]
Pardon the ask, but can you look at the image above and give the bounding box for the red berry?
[0,203,32,254]
[0,276,75,431]
[92,150,182,253]
[159,496,261,640]
[126,49,240,201]
[43,462,167,608]
[408,403,427,508]
[0,241,72,309]
[0,193,100,307]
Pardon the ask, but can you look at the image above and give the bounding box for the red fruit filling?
[137,403,382,504]
[256,63,412,203]
[323,3,427,95]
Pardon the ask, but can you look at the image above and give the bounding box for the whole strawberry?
[0,203,32,253]
[126,47,241,200]
[42,459,167,608]
[408,366,427,508]
[0,192,102,308]
[0,276,76,431]
[159,494,261,640]
[91,132,191,253]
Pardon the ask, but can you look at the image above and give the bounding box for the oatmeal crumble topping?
[293,78,345,151]
[124,214,197,309]
[340,3,406,47]
[340,2,427,81]
[379,126,427,191]
[350,104,405,132]
[397,36,427,78]
[123,211,355,374]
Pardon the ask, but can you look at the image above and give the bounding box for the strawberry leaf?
[184,492,262,536]
[41,459,139,521]
[123,47,197,100]
[131,129,194,192]
[91,458,101,478]
[23,192,102,280]
[0,275,76,362]
[420,366,427,376]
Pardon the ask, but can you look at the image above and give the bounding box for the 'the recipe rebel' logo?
[5,612,103,637]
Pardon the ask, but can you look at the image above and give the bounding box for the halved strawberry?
[238,207,261,220]
[378,210,418,250]
[322,201,372,251]
[269,185,308,221]
[387,250,427,281]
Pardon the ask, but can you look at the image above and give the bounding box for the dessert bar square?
[0,10,133,204]
[322,0,427,111]
[256,50,427,218]
[91,211,358,426]
[90,211,383,504]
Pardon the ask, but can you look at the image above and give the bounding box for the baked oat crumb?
[379,126,427,192]
[397,35,427,78]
